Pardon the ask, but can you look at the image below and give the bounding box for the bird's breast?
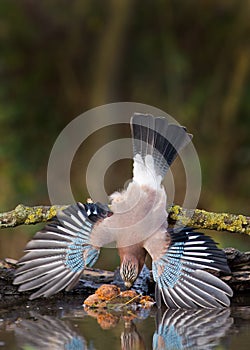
[90,182,168,248]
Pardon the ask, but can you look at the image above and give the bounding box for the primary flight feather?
[14,113,233,307]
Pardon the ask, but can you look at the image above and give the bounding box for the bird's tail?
[131,113,192,185]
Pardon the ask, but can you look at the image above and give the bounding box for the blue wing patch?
[153,308,232,349]
[152,228,233,308]
[13,202,110,299]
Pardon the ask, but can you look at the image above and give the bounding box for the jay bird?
[14,113,233,307]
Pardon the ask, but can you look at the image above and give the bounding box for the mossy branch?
[0,204,66,228]
[167,205,250,235]
[0,203,249,235]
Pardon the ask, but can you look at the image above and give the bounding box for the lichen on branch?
[0,204,65,228]
[168,205,250,235]
[0,203,249,235]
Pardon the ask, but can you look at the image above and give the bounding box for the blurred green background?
[0,0,249,262]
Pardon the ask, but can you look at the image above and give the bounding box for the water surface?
[0,294,249,349]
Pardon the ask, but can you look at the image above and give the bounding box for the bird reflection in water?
[153,308,233,350]
[121,321,145,350]
[13,308,233,350]
[14,313,86,350]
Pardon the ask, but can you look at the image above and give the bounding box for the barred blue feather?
[153,308,232,349]
[152,228,232,308]
[14,113,233,308]
[14,202,111,299]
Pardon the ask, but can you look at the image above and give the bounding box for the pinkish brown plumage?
[13,113,233,307]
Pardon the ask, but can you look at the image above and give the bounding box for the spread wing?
[145,227,233,308]
[14,202,111,300]
[153,308,232,349]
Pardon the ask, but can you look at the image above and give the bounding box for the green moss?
[24,208,42,224]
[168,206,250,235]
[47,206,57,220]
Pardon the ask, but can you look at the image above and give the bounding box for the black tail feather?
[131,113,192,179]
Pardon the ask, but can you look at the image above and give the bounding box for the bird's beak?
[124,281,133,289]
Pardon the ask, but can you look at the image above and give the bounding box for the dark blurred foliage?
[0,1,249,221]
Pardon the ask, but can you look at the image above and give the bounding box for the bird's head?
[120,256,139,289]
